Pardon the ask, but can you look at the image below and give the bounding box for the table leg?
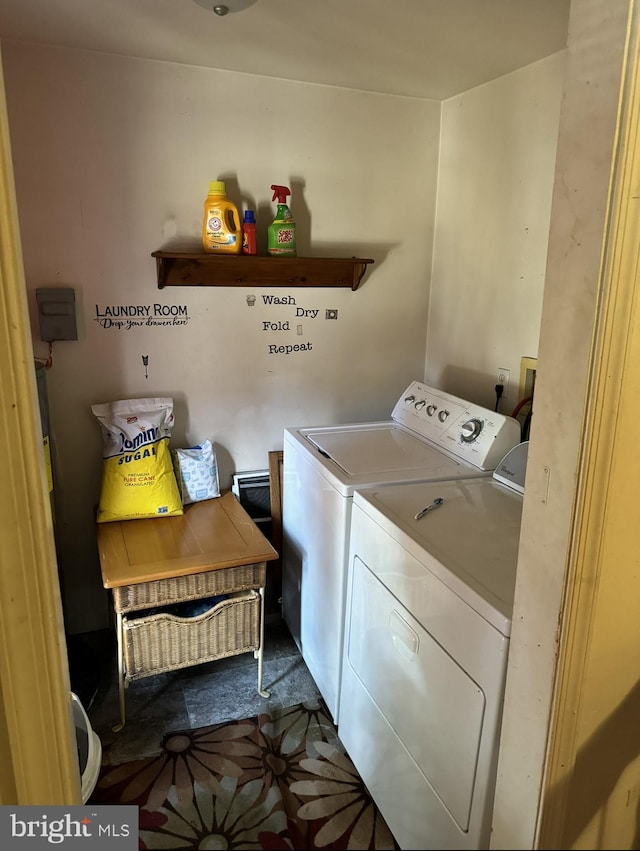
[257,586,270,698]
[113,610,126,732]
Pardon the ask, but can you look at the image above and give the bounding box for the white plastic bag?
[172,439,221,505]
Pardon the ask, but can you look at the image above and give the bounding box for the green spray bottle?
[267,185,297,256]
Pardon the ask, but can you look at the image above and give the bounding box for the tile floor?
[81,617,322,766]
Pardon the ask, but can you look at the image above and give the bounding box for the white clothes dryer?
[338,442,528,850]
[281,380,520,722]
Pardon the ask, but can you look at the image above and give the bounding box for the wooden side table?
[96,492,278,731]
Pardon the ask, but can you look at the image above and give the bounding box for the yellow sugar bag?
[92,397,183,523]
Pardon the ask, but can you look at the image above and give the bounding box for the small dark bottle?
[242,210,257,255]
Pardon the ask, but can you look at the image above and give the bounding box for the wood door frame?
[0,47,80,804]
[538,1,640,846]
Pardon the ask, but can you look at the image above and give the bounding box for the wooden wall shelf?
[152,251,374,291]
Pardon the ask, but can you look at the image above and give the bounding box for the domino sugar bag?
[92,397,183,523]
[172,439,221,505]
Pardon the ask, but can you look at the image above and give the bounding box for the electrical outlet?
[497,367,510,395]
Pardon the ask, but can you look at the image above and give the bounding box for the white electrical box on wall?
[36,287,78,341]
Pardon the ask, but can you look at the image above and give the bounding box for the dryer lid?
[353,477,523,635]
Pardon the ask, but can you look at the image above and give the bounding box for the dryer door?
[341,556,484,839]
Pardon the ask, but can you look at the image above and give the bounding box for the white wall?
[2,43,439,632]
[2,41,566,642]
[427,54,565,413]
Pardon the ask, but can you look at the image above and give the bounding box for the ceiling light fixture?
[192,0,258,15]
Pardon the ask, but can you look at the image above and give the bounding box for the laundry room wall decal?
[94,303,190,330]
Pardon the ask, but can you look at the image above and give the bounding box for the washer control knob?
[414,400,426,410]
[438,409,450,423]
[404,395,416,404]
[461,418,483,442]
[426,404,437,416]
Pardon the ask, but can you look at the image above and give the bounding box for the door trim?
[538,2,640,845]
[0,47,80,804]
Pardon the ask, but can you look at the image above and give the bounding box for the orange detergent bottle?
[202,180,241,254]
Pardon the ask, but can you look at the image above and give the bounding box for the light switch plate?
[36,287,78,341]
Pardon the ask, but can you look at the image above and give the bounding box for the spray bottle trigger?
[271,184,291,203]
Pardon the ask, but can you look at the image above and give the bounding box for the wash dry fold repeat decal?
[246,293,339,355]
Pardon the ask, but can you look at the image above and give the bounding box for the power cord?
[511,394,534,442]
[494,383,504,412]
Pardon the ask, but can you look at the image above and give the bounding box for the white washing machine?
[281,380,520,722]
[338,442,528,850]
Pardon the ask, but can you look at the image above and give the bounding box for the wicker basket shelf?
[113,562,266,614]
[123,590,261,679]
[116,562,267,682]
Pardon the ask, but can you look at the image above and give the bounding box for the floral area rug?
[90,700,399,850]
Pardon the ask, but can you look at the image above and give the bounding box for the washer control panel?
[391,380,521,470]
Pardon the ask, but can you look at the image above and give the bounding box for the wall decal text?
[95,303,190,330]
[246,293,336,355]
